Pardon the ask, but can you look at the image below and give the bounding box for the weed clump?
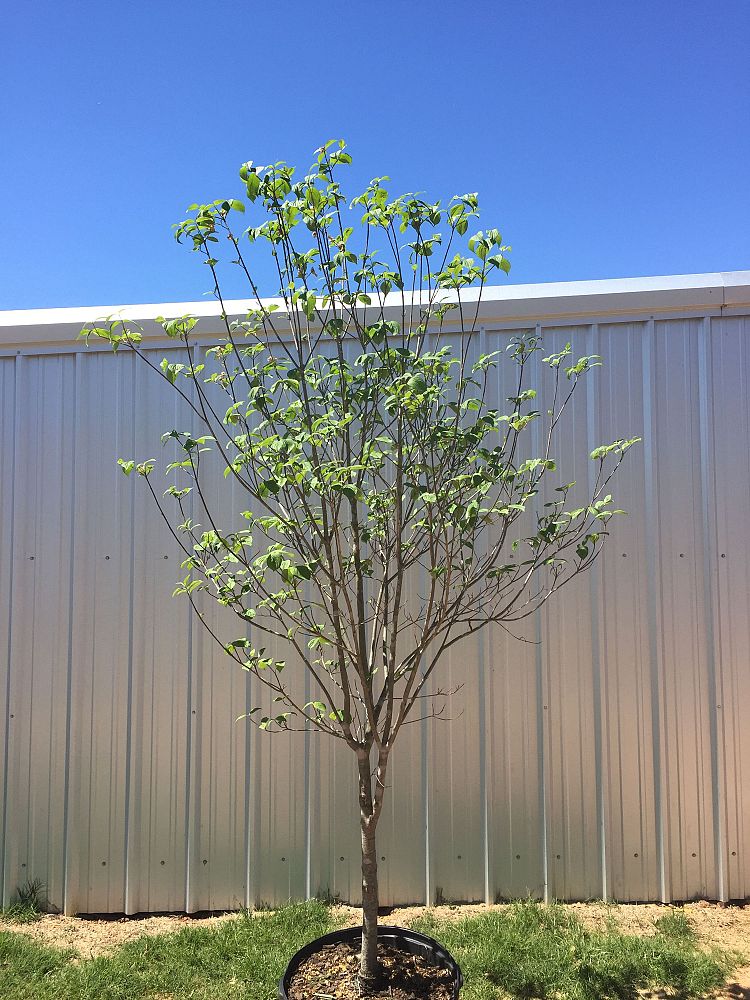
[2,879,46,924]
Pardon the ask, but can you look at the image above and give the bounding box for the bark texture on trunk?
[357,745,390,993]
[357,748,386,987]
[360,817,380,985]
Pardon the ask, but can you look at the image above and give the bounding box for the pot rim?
[279,923,464,997]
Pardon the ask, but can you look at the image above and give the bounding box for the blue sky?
[2,0,748,309]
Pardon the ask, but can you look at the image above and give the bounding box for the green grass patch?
[0,900,334,1000]
[0,900,740,999]
[0,932,73,994]
[411,901,738,1000]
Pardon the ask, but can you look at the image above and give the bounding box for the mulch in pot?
[287,940,454,1000]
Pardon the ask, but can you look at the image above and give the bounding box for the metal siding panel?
[249,726,307,905]
[425,331,491,904]
[310,735,360,905]
[537,327,601,901]
[187,602,251,911]
[124,352,192,913]
[0,359,16,905]
[4,355,76,911]
[300,333,371,903]
[185,460,252,913]
[182,359,257,910]
[66,350,137,913]
[427,636,486,903]
[482,328,545,901]
[706,316,750,899]
[653,319,717,900]
[485,616,544,900]
[242,536,309,906]
[541,578,600,902]
[378,709,427,905]
[697,317,724,900]
[596,322,658,901]
[182,357,310,910]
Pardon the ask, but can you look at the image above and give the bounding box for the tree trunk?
[360,814,380,986]
[357,750,381,987]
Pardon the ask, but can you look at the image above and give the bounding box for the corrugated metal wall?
[1,281,749,913]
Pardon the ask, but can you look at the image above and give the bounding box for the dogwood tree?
[84,141,637,987]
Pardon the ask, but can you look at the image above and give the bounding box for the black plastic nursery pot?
[279,924,464,999]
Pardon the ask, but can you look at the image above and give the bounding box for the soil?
[287,940,453,1000]
[0,900,747,994]
[0,910,239,960]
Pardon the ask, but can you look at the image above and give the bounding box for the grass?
[414,901,739,1000]
[0,899,740,999]
[0,933,73,995]
[0,900,333,999]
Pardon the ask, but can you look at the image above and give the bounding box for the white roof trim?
[1,271,749,350]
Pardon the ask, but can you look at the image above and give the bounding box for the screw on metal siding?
[339,857,344,862]
[105,555,110,560]
[203,859,208,865]
[160,860,165,866]
[381,856,385,861]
